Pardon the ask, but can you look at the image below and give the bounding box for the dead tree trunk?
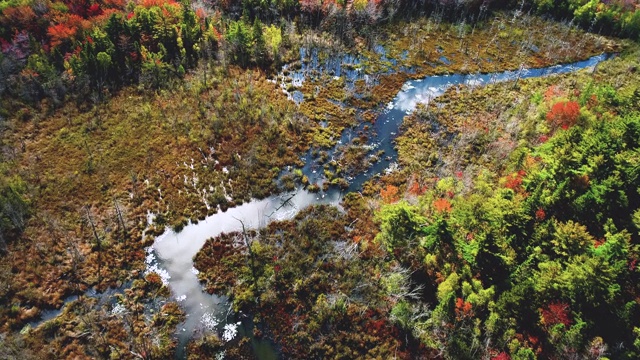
[113,197,127,243]
[234,217,261,309]
[85,207,102,287]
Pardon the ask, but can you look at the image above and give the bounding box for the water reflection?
[150,188,342,357]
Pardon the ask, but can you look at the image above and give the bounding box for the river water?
[152,190,343,358]
[144,52,609,359]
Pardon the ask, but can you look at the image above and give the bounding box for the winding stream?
[151,190,343,358]
[149,53,607,358]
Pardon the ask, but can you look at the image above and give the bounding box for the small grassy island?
[1,0,639,359]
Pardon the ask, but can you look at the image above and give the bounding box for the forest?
[1,0,640,359]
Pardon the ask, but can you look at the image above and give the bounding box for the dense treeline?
[0,0,220,104]
[378,115,640,357]
[1,0,639,108]
[373,50,640,358]
[528,0,640,37]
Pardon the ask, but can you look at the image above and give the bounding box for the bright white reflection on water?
[149,188,342,351]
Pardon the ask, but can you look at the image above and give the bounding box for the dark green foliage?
[0,168,29,254]
[373,72,640,357]
[375,201,426,252]
[252,18,267,66]
[226,20,253,67]
[527,112,640,237]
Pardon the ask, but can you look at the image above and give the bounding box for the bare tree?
[113,197,127,243]
[85,206,102,287]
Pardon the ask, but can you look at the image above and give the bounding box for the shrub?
[546,101,580,130]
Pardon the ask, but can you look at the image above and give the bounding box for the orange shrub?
[455,297,473,320]
[380,184,399,203]
[433,198,452,213]
[505,170,526,191]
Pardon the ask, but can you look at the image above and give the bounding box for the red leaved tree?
[504,170,526,192]
[546,101,580,130]
[540,302,572,328]
[47,23,77,48]
[491,352,511,360]
[47,14,89,48]
[455,297,473,320]
[86,3,103,17]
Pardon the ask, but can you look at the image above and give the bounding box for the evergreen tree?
[252,18,266,66]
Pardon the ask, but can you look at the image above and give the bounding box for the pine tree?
[252,18,266,67]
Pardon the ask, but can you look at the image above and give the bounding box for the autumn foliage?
[433,198,452,213]
[504,170,526,191]
[381,184,399,203]
[47,20,81,48]
[544,85,565,101]
[408,175,426,196]
[491,352,511,360]
[455,297,473,320]
[540,302,572,328]
[546,101,580,130]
